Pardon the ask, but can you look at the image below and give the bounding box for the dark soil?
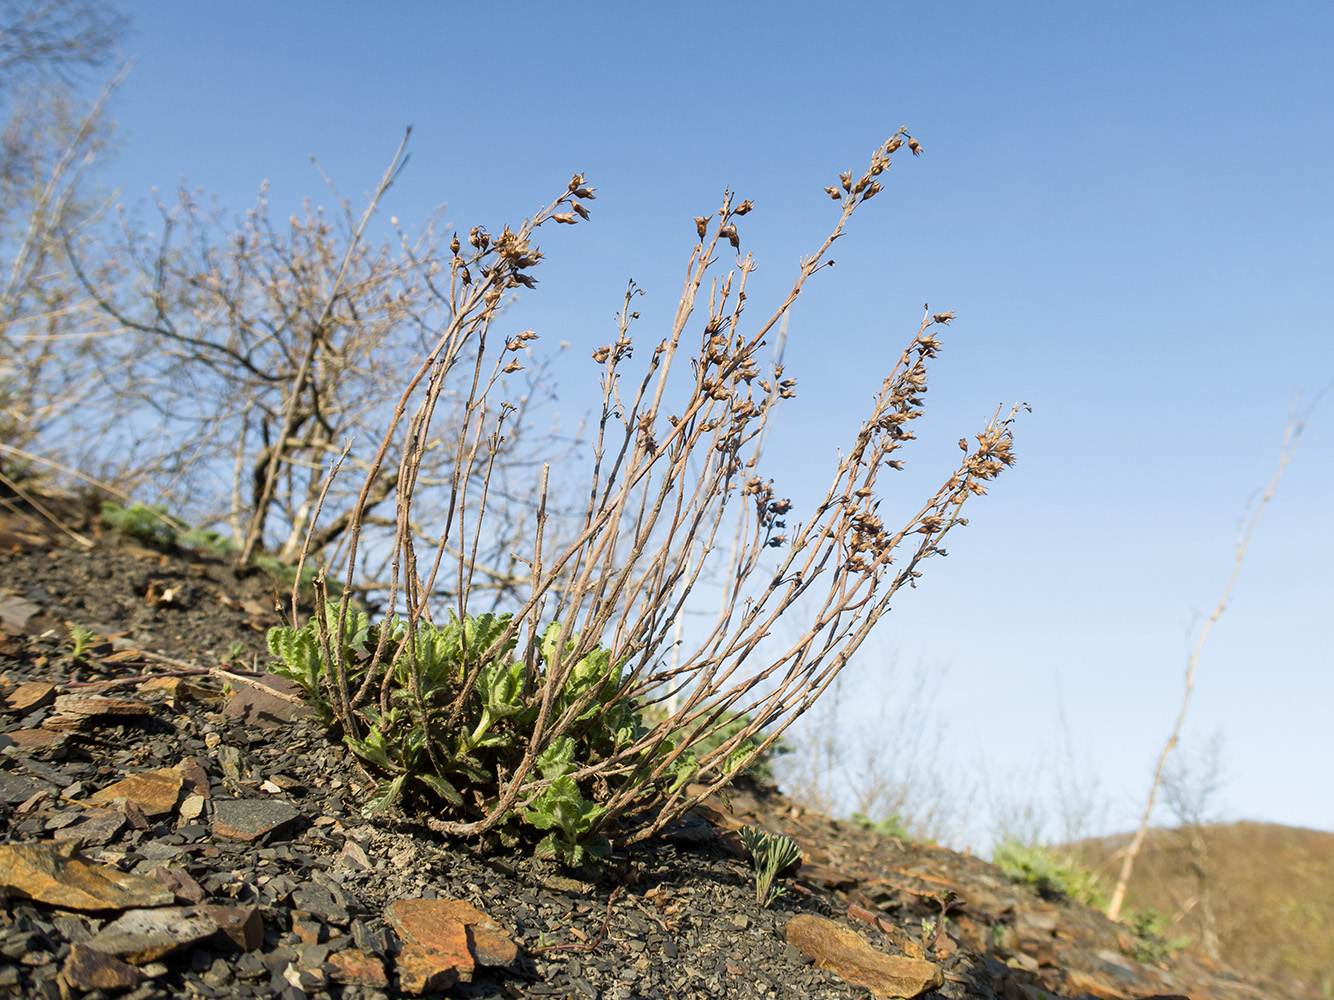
[0,490,1323,1000]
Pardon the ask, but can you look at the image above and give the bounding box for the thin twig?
[1107,396,1320,920]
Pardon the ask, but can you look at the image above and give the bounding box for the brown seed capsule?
[908,137,922,156]
[824,186,841,200]
[450,233,461,256]
[694,215,711,239]
[734,199,754,216]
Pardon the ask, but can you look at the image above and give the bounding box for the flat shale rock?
[52,807,126,845]
[787,913,945,998]
[61,943,142,991]
[1,680,56,712]
[386,897,519,993]
[0,727,64,750]
[86,765,185,817]
[0,769,55,803]
[223,671,314,728]
[210,796,300,841]
[0,842,174,910]
[85,905,225,963]
[327,945,389,987]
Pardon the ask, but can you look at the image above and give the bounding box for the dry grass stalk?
[310,128,1023,847]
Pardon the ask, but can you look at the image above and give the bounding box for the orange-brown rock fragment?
[1063,968,1127,999]
[87,766,185,817]
[2,681,57,713]
[0,842,173,910]
[786,913,944,999]
[386,897,519,994]
[61,943,141,991]
[396,948,461,994]
[328,947,389,988]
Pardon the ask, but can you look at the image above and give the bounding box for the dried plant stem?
[280,131,1021,859]
[1106,400,1316,921]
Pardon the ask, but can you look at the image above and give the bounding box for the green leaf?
[363,774,406,817]
[668,751,700,793]
[415,772,463,807]
[266,625,322,699]
[535,736,576,779]
[344,728,394,771]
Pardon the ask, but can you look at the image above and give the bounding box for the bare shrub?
[0,1,126,478]
[283,129,1022,859]
[60,129,573,597]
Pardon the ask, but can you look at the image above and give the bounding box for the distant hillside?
[1068,821,1334,994]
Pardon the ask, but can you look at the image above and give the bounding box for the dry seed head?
[592,346,611,364]
[552,213,577,224]
[840,170,853,192]
[720,224,740,250]
[824,186,842,200]
[449,233,461,256]
[502,360,524,374]
[573,202,590,220]
[568,172,585,192]
[734,199,754,216]
[931,311,955,325]
[469,227,490,250]
[908,137,923,156]
[694,215,711,239]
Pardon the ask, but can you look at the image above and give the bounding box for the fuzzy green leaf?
[415,772,463,807]
[363,774,406,817]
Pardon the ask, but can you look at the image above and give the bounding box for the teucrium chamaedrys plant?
[277,127,1021,864]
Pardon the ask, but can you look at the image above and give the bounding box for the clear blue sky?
[92,2,1332,845]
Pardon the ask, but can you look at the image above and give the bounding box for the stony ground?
[0,490,1323,1000]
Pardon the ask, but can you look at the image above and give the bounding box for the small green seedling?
[739,825,802,908]
[67,624,96,665]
